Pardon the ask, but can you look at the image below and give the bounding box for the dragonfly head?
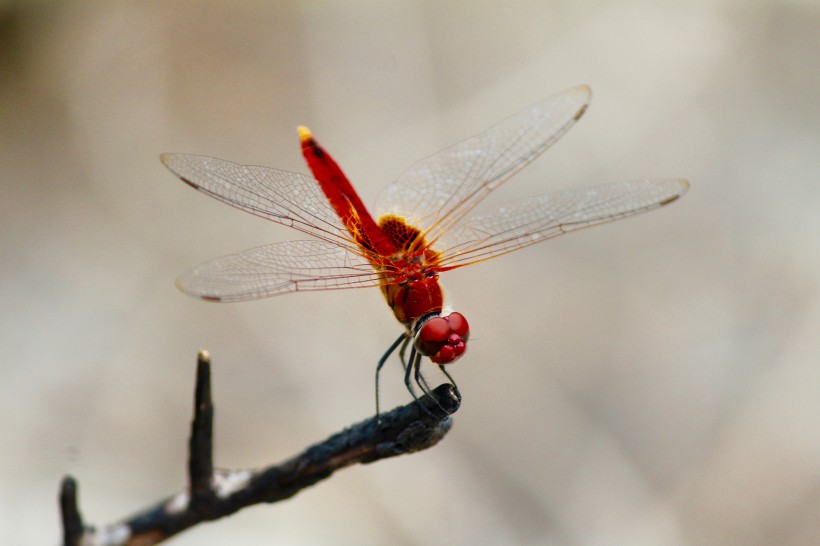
[414,312,469,364]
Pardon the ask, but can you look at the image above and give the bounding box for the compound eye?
[447,312,469,338]
[415,317,450,356]
[413,313,470,364]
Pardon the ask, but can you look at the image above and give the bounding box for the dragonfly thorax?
[375,214,447,325]
[380,274,443,326]
[378,214,441,263]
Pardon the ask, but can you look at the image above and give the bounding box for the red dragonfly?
[161,85,688,413]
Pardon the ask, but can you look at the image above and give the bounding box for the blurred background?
[2,1,818,544]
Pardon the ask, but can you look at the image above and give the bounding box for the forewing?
[176,239,383,302]
[374,85,591,244]
[161,153,362,253]
[436,179,689,269]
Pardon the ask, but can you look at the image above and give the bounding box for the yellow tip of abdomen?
[297,125,312,142]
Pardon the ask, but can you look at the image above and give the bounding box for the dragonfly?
[161,85,688,415]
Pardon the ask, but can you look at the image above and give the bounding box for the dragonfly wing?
[161,153,362,253]
[374,85,591,243]
[436,178,689,269]
[176,239,383,302]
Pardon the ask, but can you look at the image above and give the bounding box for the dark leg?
[414,357,434,398]
[406,352,445,418]
[415,367,434,394]
[400,337,435,393]
[397,339,457,419]
[403,346,422,404]
[397,336,411,372]
[376,333,408,419]
[438,364,462,402]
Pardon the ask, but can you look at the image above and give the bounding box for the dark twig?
[188,351,214,511]
[59,351,460,545]
[59,476,84,546]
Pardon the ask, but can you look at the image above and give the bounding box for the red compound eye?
[414,313,470,363]
[415,316,451,356]
[435,345,455,363]
[448,312,469,338]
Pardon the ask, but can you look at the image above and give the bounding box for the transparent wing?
[374,85,591,246]
[161,153,362,254]
[435,179,689,269]
[176,239,384,302]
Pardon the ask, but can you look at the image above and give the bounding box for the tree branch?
[59,350,460,545]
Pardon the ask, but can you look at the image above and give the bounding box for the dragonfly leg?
[438,364,462,403]
[404,348,446,419]
[414,357,434,398]
[400,336,437,394]
[403,346,422,403]
[397,335,411,372]
[416,359,456,416]
[376,333,408,420]
[395,335,454,419]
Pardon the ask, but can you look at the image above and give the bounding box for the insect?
[161,85,688,414]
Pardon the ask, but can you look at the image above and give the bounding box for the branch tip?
[189,351,215,504]
[427,383,461,416]
[59,475,84,546]
[197,349,211,365]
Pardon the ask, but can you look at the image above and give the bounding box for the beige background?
[2,1,819,544]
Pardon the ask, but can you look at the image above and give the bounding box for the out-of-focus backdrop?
[2,1,818,544]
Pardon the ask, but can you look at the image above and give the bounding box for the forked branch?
[59,351,459,546]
